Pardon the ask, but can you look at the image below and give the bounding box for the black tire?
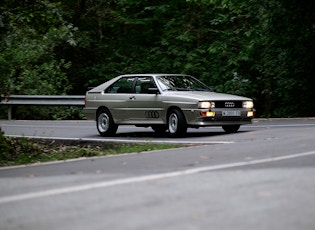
[96,109,118,136]
[151,125,167,135]
[168,109,187,137]
[222,125,240,133]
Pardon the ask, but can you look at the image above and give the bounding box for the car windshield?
[156,75,211,92]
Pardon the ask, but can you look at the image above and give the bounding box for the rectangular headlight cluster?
[198,101,215,109]
[243,101,254,109]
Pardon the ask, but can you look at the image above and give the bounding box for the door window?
[135,77,156,94]
[105,77,136,93]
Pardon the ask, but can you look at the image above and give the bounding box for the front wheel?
[222,125,240,133]
[96,109,118,136]
[168,109,187,137]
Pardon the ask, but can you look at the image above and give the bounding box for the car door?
[128,76,163,124]
[104,76,136,123]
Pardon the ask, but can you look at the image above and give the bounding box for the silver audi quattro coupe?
[84,74,255,137]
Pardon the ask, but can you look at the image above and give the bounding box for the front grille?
[215,101,243,108]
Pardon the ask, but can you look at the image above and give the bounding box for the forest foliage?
[0,0,314,118]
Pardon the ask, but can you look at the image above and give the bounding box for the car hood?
[163,91,252,101]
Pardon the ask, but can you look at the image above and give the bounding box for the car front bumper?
[183,108,254,127]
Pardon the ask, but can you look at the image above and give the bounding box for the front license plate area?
[222,111,241,116]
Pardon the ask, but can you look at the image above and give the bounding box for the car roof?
[87,74,195,93]
[118,73,191,77]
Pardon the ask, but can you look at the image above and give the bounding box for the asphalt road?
[2,117,315,144]
[1,118,315,230]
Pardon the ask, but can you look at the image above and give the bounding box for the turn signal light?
[247,111,254,117]
[200,111,215,117]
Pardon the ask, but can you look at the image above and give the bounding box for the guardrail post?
[8,105,12,120]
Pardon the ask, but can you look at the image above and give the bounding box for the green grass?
[0,137,184,167]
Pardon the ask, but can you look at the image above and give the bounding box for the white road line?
[1,150,315,205]
[5,135,234,144]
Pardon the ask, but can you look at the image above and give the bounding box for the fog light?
[200,111,215,117]
[247,111,254,117]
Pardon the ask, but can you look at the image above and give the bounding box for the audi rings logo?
[224,102,235,108]
[145,111,159,118]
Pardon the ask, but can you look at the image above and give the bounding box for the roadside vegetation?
[0,128,183,167]
[0,0,314,119]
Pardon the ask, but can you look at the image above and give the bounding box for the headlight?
[198,101,215,109]
[243,101,254,109]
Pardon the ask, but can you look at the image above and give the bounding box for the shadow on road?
[115,130,249,139]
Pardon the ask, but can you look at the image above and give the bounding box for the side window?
[105,77,135,93]
[135,77,156,94]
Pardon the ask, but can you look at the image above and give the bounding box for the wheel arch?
[96,106,118,136]
[166,106,187,123]
[96,106,110,119]
[166,106,188,137]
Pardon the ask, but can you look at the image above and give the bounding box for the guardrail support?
[8,105,12,120]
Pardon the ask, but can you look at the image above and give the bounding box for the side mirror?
[148,88,160,94]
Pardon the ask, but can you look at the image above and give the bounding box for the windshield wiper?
[167,87,211,92]
[192,88,211,91]
[165,87,188,91]
[175,87,190,91]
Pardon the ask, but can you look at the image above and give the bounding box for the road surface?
[0,118,315,230]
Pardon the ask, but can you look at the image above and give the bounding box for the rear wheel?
[96,109,118,136]
[168,109,187,137]
[222,125,240,133]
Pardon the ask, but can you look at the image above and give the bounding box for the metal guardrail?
[0,95,85,120]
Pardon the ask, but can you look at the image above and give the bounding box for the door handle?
[129,96,136,100]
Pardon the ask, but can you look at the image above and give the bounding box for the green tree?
[186,0,315,117]
[1,0,314,118]
[0,0,77,95]
[61,0,315,116]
